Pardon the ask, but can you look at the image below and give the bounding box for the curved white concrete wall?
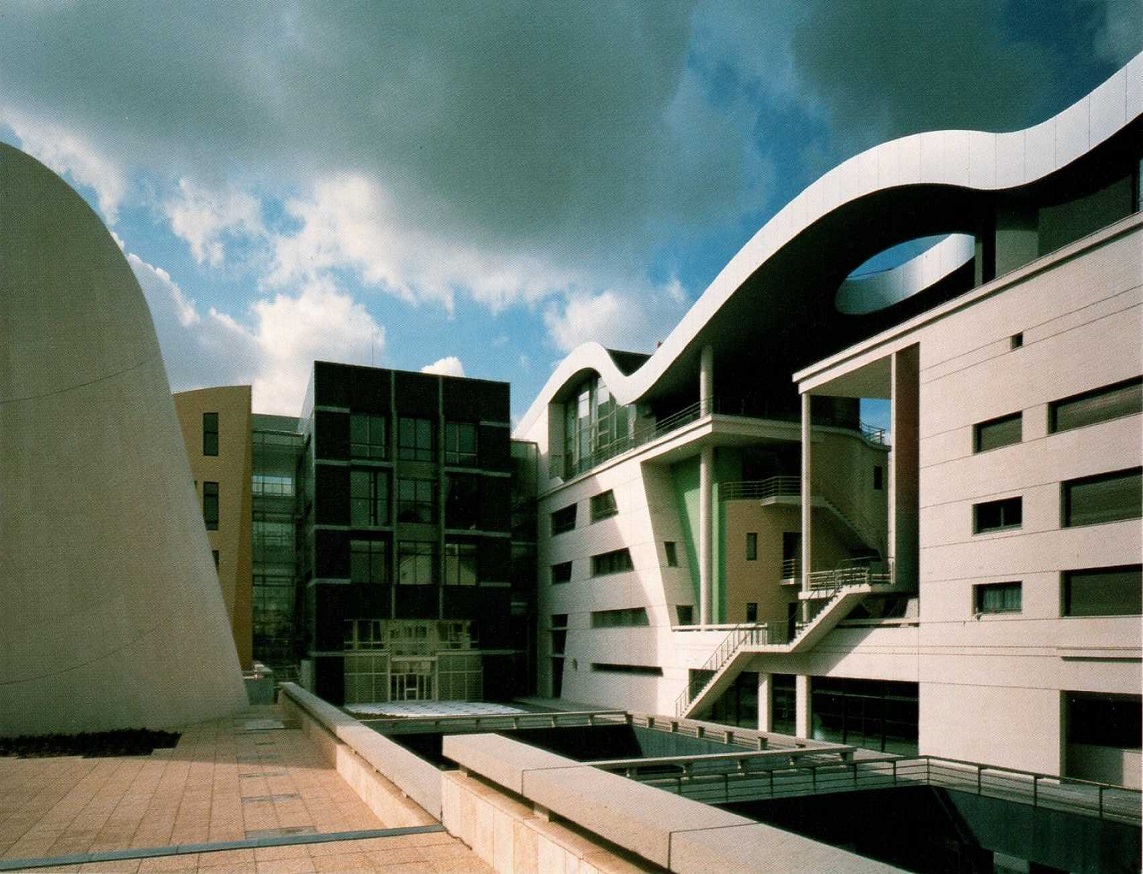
[0,144,247,734]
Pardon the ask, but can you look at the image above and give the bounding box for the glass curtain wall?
[563,377,636,477]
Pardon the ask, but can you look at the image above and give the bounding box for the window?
[397,541,436,585]
[873,465,883,490]
[1050,377,1142,434]
[771,674,796,735]
[675,605,694,625]
[253,474,293,496]
[444,542,478,586]
[1010,332,1023,349]
[591,607,649,628]
[745,532,758,561]
[398,416,434,461]
[344,619,385,650]
[350,540,388,585]
[1062,468,1142,527]
[350,413,387,459]
[1063,565,1142,616]
[444,422,478,465]
[398,477,437,524]
[350,469,390,527]
[202,412,219,456]
[745,602,758,623]
[590,490,618,522]
[974,412,1022,452]
[551,561,572,584]
[781,532,801,579]
[211,550,219,570]
[974,581,1021,614]
[591,548,634,576]
[444,474,478,529]
[202,481,219,530]
[591,663,663,676]
[811,677,919,755]
[1066,693,1141,749]
[664,541,679,567]
[973,496,1021,533]
[550,614,568,655]
[551,504,577,535]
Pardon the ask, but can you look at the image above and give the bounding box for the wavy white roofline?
[517,53,1142,437]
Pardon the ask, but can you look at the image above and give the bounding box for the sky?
[1,1,1139,422]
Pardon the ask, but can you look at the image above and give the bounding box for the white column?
[800,392,812,600]
[699,444,714,627]
[795,674,812,739]
[699,344,714,413]
[757,672,772,733]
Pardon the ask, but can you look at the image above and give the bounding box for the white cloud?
[421,356,465,377]
[543,277,689,354]
[4,111,127,222]
[164,178,264,267]
[131,250,382,415]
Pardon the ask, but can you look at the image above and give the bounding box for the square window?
[551,561,572,584]
[398,477,437,524]
[590,490,618,522]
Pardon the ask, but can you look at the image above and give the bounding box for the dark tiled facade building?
[296,362,526,705]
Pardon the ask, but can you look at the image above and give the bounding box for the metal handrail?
[720,476,800,501]
[611,752,1141,826]
[359,709,629,734]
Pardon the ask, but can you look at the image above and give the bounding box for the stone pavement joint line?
[0,824,445,872]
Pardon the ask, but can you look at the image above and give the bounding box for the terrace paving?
[0,706,490,873]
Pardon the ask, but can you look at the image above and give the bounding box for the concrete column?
[757,672,772,733]
[800,392,813,605]
[889,347,920,589]
[795,674,812,739]
[699,344,714,414]
[699,444,714,627]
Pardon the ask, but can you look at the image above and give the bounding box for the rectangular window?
[771,674,796,736]
[591,607,649,628]
[591,663,663,676]
[398,416,434,461]
[590,490,618,522]
[974,581,1022,614]
[873,465,883,490]
[444,541,478,586]
[781,532,801,579]
[551,504,577,535]
[1066,693,1142,749]
[444,422,478,465]
[202,412,219,456]
[350,469,390,527]
[1062,468,1142,527]
[397,541,436,585]
[973,496,1022,533]
[350,413,387,459]
[591,548,634,577]
[211,549,220,570]
[203,481,219,530]
[675,605,694,625]
[350,540,388,585]
[745,602,758,623]
[1050,376,1142,434]
[398,477,437,524]
[664,541,679,567]
[745,532,758,561]
[550,614,568,656]
[1063,565,1142,616]
[444,474,478,530]
[974,412,1022,452]
[551,561,572,584]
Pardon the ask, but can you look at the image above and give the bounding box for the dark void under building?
[295,361,532,706]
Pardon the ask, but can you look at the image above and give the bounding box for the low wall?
[443,732,902,873]
[278,683,439,824]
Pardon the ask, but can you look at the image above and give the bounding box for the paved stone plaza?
[0,707,489,873]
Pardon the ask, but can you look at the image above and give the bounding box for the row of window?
[349,470,488,529]
[973,467,1142,533]
[973,376,1141,453]
[973,565,1141,617]
[349,540,481,586]
[550,489,618,535]
[348,414,480,465]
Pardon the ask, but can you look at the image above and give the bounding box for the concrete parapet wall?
[278,683,438,825]
[443,732,902,873]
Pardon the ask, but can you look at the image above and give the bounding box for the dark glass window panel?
[551,561,572,584]
[350,539,388,585]
[1064,565,1142,616]
[664,541,678,567]
[1066,694,1142,749]
[202,412,219,456]
[974,581,1022,613]
[445,422,478,465]
[444,474,479,529]
[1062,468,1142,527]
[398,417,434,461]
[203,481,219,530]
[590,607,649,628]
[444,541,478,586]
[973,496,1022,533]
[1051,377,1142,433]
[397,541,436,585]
[974,412,1022,452]
[349,413,387,459]
[551,504,577,535]
[591,548,634,576]
[590,490,618,521]
[350,469,390,526]
[746,532,758,560]
[398,477,437,523]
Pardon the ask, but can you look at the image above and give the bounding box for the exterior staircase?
[675,562,894,719]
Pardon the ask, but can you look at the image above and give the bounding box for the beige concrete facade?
[0,143,247,735]
[174,386,255,670]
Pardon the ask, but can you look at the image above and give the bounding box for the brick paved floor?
[0,707,489,873]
